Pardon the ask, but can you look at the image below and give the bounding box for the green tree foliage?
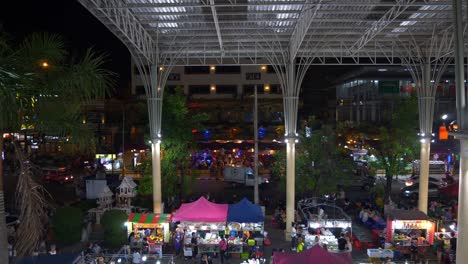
[271,124,354,197]
[0,32,114,154]
[0,31,114,257]
[138,87,207,199]
[51,207,83,245]
[101,210,128,248]
[369,96,419,203]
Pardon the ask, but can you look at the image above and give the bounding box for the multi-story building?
[333,66,456,124]
[131,64,288,142]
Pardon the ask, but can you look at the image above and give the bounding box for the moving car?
[405,175,447,187]
[400,182,440,199]
[41,167,74,184]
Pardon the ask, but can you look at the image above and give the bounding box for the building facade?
[334,67,457,125]
[131,64,288,142]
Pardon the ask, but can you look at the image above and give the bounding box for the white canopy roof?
[78,0,455,65]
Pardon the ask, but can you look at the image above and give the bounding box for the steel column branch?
[289,0,322,59]
[209,0,224,52]
[349,0,416,54]
[77,0,155,63]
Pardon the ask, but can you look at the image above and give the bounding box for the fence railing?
[79,253,176,264]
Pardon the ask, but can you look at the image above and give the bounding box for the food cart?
[226,198,265,257]
[385,209,435,255]
[298,200,352,252]
[172,197,228,257]
[126,213,172,256]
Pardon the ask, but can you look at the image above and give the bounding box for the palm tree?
[0,32,114,260]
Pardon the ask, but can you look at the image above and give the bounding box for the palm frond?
[59,49,115,102]
[14,144,52,256]
[18,32,67,68]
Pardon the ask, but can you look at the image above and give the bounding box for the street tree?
[271,124,354,197]
[0,32,113,258]
[368,96,419,204]
[138,87,207,203]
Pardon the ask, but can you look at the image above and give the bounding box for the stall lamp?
[450,224,456,231]
[156,261,161,264]
[142,255,147,262]
[117,258,122,263]
[441,228,446,232]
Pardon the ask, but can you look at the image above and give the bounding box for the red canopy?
[172,197,228,222]
[273,246,352,264]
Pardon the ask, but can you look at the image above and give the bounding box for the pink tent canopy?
[273,246,352,264]
[172,197,228,222]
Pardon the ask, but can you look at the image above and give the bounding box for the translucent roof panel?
[79,0,456,64]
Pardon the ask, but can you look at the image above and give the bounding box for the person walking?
[219,236,227,264]
[174,230,183,257]
[290,222,297,251]
[191,232,198,263]
[296,237,305,253]
[436,233,445,263]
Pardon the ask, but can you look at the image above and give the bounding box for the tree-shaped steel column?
[398,28,453,213]
[257,30,326,240]
[451,0,468,261]
[132,47,182,213]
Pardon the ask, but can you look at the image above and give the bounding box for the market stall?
[298,200,352,252]
[226,198,265,256]
[385,209,435,256]
[173,197,228,256]
[126,213,173,256]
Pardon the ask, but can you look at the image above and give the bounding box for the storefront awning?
[127,213,172,224]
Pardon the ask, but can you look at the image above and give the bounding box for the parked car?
[41,167,74,184]
[400,182,440,199]
[439,181,459,199]
[405,175,447,187]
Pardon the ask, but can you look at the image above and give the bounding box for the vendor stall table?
[367,248,394,258]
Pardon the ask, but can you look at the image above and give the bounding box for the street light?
[40,61,49,68]
[441,114,448,120]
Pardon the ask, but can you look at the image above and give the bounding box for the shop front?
[126,213,172,256]
[383,209,435,257]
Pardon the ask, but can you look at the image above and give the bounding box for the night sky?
[0,0,354,114]
[0,0,131,97]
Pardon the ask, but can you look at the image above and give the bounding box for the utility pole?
[122,105,126,178]
[254,85,259,204]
